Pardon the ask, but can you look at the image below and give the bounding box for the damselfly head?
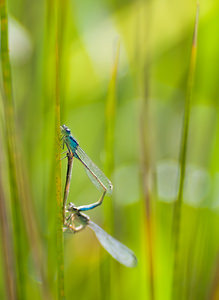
[66,203,90,225]
[61,124,71,136]
[67,202,77,212]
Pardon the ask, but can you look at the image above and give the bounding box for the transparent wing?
[88,221,137,268]
[76,145,113,195]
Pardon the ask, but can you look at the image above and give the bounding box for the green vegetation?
[0,1,219,299]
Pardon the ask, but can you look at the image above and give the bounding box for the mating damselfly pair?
[61,124,137,268]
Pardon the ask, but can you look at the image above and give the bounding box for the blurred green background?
[1,0,219,299]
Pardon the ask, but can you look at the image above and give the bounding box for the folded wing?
[76,146,113,195]
[88,221,137,268]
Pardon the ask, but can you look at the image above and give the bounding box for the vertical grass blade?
[0,161,16,300]
[0,1,27,298]
[1,2,54,299]
[171,4,199,299]
[101,40,120,300]
[55,1,69,299]
[55,49,64,299]
[43,1,67,297]
[139,59,155,300]
[43,0,57,293]
[137,1,155,299]
[105,39,120,179]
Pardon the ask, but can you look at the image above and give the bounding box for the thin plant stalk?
[136,0,155,299]
[55,1,69,298]
[104,39,120,230]
[55,26,65,300]
[139,58,155,300]
[172,4,199,299]
[45,0,69,297]
[103,39,120,300]
[105,39,120,180]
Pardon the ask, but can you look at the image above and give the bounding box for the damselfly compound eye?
[62,124,71,134]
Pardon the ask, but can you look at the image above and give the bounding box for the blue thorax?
[68,135,79,157]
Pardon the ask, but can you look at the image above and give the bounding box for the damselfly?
[64,203,137,268]
[61,125,113,212]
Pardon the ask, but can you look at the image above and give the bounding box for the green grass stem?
[172,4,199,299]
[101,40,120,300]
[139,62,155,300]
[105,39,120,178]
[0,161,16,300]
[136,1,155,299]
[55,41,65,300]
[1,2,54,299]
[0,1,27,298]
[55,1,70,299]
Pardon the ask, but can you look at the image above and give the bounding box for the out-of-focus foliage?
[1,0,219,300]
